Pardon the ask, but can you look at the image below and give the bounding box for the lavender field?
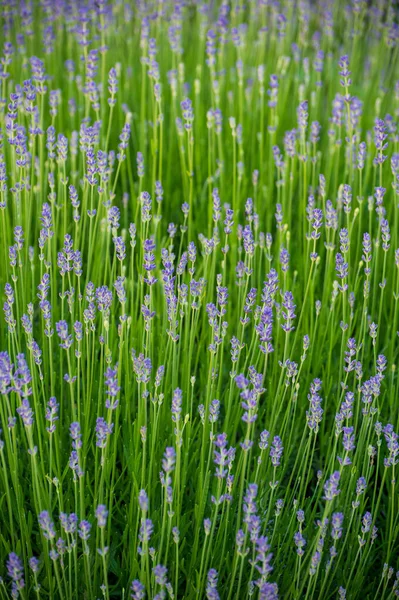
[1,0,399,598]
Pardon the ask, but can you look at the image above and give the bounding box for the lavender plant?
[0,1,399,598]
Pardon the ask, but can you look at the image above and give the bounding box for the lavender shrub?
[0,1,399,598]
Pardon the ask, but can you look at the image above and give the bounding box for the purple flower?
[171,388,183,423]
[136,152,144,177]
[113,236,126,261]
[342,426,355,452]
[242,225,255,256]
[46,125,56,159]
[154,365,165,388]
[323,471,341,501]
[108,206,120,230]
[342,184,352,214]
[309,550,321,576]
[118,122,131,158]
[361,512,372,535]
[356,477,367,497]
[237,368,264,424]
[280,247,290,272]
[162,447,176,474]
[306,379,323,433]
[339,228,349,254]
[267,74,279,108]
[108,67,118,103]
[7,552,25,594]
[38,511,56,540]
[206,568,220,600]
[284,128,296,156]
[96,285,113,314]
[14,226,24,250]
[259,430,270,451]
[241,288,257,326]
[281,291,296,332]
[383,424,399,467]
[105,365,120,409]
[331,512,344,540]
[153,564,168,586]
[297,100,308,131]
[181,97,194,131]
[8,244,17,267]
[56,320,73,349]
[131,580,145,599]
[29,556,40,574]
[138,490,149,512]
[59,513,78,535]
[338,55,351,89]
[132,352,152,384]
[16,398,34,427]
[172,527,180,544]
[259,581,279,600]
[236,528,245,553]
[256,304,274,354]
[310,121,321,145]
[95,417,114,448]
[69,450,83,479]
[358,142,367,169]
[49,548,59,562]
[13,354,32,398]
[335,253,348,290]
[78,520,92,541]
[294,531,306,556]
[270,436,284,467]
[138,518,153,547]
[230,336,244,363]
[74,321,83,343]
[141,192,152,222]
[95,504,108,528]
[381,218,390,251]
[57,234,75,275]
[70,422,82,450]
[143,238,157,285]
[351,97,363,131]
[155,180,163,203]
[374,118,388,165]
[243,483,258,527]
[209,399,220,423]
[252,535,273,579]
[224,207,234,235]
[114,276,127,304]
[213,434,235,479]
